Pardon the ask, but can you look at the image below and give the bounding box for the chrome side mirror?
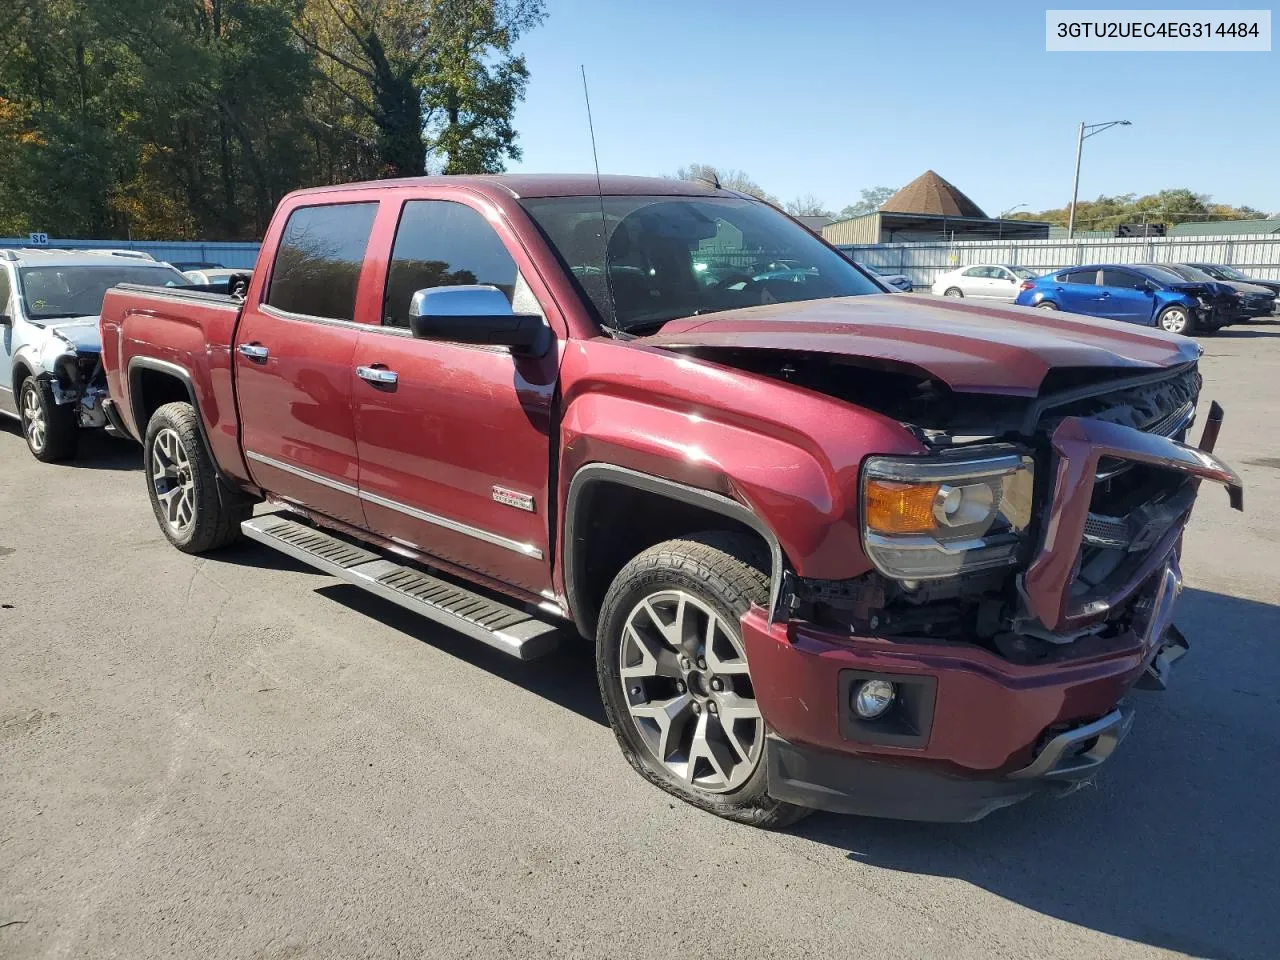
[408,285,549,355]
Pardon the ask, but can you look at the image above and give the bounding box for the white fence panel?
[837,234,1280,289]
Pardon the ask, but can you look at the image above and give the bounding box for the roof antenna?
[581,65,619,332]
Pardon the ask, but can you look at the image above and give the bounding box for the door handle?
[238,343,269,361]
[356,365,398,386]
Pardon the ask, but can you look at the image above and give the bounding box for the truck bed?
[99,282,247,480]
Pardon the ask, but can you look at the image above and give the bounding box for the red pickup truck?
[99,175,1242,827]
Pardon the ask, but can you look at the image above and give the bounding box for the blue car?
[1014,263,1239,336]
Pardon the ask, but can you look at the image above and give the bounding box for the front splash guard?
[1022,406,1242,633]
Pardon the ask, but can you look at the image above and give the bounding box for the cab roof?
[287,173,740,201]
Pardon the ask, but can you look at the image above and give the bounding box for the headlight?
[861,448,1034,580]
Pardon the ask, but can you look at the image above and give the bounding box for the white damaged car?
[0,249,191,461]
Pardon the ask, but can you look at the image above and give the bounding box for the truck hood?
[45,317,102,354]
[641,294,1200,394]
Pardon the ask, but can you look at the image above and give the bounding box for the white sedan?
[931,264,1041,301]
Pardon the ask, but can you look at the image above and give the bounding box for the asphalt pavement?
[2,326,1278,959]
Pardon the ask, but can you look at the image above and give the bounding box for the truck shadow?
[793,586,1280,960]
[314,582,608,728]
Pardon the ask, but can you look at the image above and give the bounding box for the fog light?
[853,679,896,719]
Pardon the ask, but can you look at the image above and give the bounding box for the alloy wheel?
[150,428,197,536]
[21,383,46,453]
[1161,308,1189,334]
[619,589,763,793]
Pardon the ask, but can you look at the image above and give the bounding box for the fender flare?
[563,463,789,638]
[126,357,233,495]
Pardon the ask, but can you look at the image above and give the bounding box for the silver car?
[0,249,190,461]
[931,264,1041,300]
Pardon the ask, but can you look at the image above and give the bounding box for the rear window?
[1061,269,1097,284]
[266,202,378,321]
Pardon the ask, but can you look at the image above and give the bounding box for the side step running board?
[241,515,561,660]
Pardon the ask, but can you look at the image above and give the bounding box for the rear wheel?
[1037,301,1058,311]
[144,401,249,553]
[19,377,78,462]
[1158,305,1194,335]
[944,287,963,298]
[596,532,807,829]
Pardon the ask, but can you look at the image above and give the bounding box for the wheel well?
[566,478,776,639]
[11,362,33,394]
[131,367,192,431]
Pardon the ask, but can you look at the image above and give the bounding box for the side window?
[1062,269,1098,285]
[266,202,378,322]
[383,200,519,328]
[1100,269,1143,289]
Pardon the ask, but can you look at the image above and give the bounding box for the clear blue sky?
[508,0,1278,216]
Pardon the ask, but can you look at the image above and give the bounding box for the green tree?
[422,0,545,174]
[1013,189,1270,232]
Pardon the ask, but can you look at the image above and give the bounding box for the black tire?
[1036,300,1058,311]
[944,287,963,298]
[18,376,78,463]
[597,531,808,830]
[143,401,249,553]
[1157,304,1195,336]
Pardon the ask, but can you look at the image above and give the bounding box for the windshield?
[519,195,884,332]
[18,264,189,320]
[1011,266,1039,279]
[1134,265,1184,284]
[1171,264,1216,281]
[1207,264,1247,280]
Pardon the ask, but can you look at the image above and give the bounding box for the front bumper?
[767,706,1134,822]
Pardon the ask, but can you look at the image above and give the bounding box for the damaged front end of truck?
[652,326,1244,819]
[795,362,1240,676]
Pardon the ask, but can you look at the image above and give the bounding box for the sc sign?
[28,232,49,246]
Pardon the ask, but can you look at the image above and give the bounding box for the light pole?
[998,203,1028,218]
[1067,120,1131,239]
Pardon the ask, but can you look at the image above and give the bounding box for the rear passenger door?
[351,197,559,597]
[234,200,379,527]
[959,267,992,297]
[1054,269,1099,313]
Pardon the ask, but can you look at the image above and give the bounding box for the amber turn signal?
[864,479,941,534]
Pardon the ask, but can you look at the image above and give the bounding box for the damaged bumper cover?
[35,331,108,429]
[1021,405,1242,634]
[746,405,1241,822]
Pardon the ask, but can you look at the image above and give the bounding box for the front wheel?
[1158,305,1195,335]
[596,532,807,829]
[144,401,249,553]
[19,377,78,462]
